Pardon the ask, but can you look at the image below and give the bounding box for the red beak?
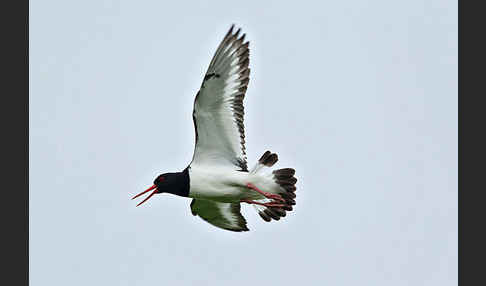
[132,184,158,207]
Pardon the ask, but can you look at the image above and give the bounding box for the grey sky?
[30,0,457,285]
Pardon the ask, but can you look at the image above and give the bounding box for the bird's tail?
[249,151,297,222]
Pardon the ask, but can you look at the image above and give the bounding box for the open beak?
[132,184,158,207]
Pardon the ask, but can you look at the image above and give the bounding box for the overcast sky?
[30,1,457,285]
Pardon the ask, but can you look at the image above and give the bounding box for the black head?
[132,168,190,207]
[153,172,183,193]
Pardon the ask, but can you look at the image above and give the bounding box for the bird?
[132,24,298,232]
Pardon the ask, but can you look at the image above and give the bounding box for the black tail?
[258,150,278,167]
[254,151,297,222]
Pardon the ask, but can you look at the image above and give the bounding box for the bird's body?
[132,25,298,232]
[188,164,279,203]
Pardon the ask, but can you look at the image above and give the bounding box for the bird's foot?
[246,183,286,203]
[241,199,286,208]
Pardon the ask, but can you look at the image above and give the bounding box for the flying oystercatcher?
[132,25,298,232]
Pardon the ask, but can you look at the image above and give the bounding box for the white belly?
[188,165,266,203]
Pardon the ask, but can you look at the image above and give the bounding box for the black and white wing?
[190,199,249,232]
[190,25,250,171]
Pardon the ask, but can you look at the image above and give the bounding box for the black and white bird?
[132,25,298,232]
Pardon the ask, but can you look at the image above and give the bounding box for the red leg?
[246,183,285,202]
[241,199,286,208]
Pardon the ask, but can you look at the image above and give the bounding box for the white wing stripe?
[190,25,250,171]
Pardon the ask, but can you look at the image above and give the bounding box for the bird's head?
[132,171,189,206]
[153,174,166,189]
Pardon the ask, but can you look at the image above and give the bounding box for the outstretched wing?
[190,199,249,232]
[190,25,250,171]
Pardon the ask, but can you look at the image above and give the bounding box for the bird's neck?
[166,168,190,197]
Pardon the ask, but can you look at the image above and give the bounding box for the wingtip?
[234,27,241,37]
[226,24,235,37]
[228,226,250,232]
[227,24,244,38]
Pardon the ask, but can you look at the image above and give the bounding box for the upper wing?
[190,25,250,170]
[190,199,249,232]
